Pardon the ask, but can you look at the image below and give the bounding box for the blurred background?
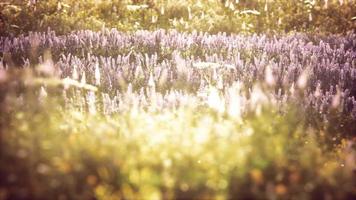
[1,0,355,36]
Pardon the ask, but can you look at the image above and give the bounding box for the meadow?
[0,1,355,200]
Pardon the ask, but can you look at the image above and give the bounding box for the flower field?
[0,28,355,199]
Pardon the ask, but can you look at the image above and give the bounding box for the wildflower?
[332,87,341,108]
[223,64,235,70]
[192,62,220,69]
[265,65,275,86]
[81,71,86,84]
[94,63,101,86]
[158,68,168,87]
[250,85,268,115]
[217,76,224,90]
[72,65,79,80]
[207,86,225,113]
[289,83,295,95]
[314,83,321,97]
[37,54,55,76]
[148,72,155,88]
[297,69,309,89]
[86,91,96,114]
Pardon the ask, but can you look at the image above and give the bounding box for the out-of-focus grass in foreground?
[0,69,355,200]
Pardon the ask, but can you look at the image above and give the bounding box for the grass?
[0,70,355,199]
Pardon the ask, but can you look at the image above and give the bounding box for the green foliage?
[1,0,355,36]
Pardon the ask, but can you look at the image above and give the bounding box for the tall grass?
[0,29,355,199]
